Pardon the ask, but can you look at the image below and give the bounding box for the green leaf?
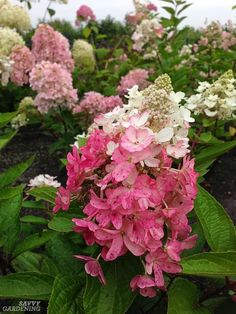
[162,6,175,16]
[194,186,236,252]
[48,275,85,314]
[22,200,45,210]
[0,185,24,200]
[83,27,91,38]
[0,111,17,128]
[195,141,236,165]
[0,188,22,252]
[181,252,236,277]
[0,131,17,150]
[20,215,48,225]
[28,186,56,203]
[48,216,74,233]
[13,230,57,257]
[12,252,60,277]
[182,222,205,257]
[46,235,84,275]
[83,254,142,314]
[177,3,192,16]
[0,155,35,188]
[48,8,56,16]
[0,272,54,300]
[168,278,210,314]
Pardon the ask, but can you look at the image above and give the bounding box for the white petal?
[155,127,174,143]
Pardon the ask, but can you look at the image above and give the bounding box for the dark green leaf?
[0,155,35,188]
[168,278,210,314]
[28,186,56,203]
[48,275,85,314]
[181,252,236,277]
[194,186,236,251]
[0,112,17,128]
[0,272,54,300]
[20,215,48,225]
[13,230,57,257]
[48,216,74,233]
[0,188,22,252]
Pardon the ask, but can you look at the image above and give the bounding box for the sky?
[12,0,236,28]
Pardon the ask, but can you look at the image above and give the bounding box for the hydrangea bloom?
[29,174,61,188]
[0,3,31,32]
[72,40,96,73]
[11,113,28,130]
[76,4,96,26]
[32,24,74,73]
[185,70,236,119]
[0,27,24,57]
[10,46,35,86]
[0,56,13,86]
[117,69,150,95]
[29,61,78,114]
[132,18,164,52]
[53,74,197,296]
[199,21,236,51]
[73,92,122,118]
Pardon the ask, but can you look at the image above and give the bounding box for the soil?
[204,147,236,224]
[0,125,66,185]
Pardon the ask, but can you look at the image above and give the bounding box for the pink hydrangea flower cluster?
[53,74,198,297]
[76,5,96,26]
[117,69,150,95]
[32,24,74,72]
[10,45,35,86]
[73,92,123,117]
[198,21,236,51]
[29,61,78,113]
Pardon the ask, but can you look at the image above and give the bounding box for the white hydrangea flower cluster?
[132,18,163,53]
[29,174,61,188]
[94,74,194,159]
[0,27,25,57]
[0,56,14,85]
[186,70,236,120]
[72,40,96,73]
[0,1,31,32]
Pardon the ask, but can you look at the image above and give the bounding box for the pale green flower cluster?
[186,70,236,120]
[0,27,25,57]
[11,113,28,130]
[19,97,34,111]
[72,40,96,73]
[0,1,31,32]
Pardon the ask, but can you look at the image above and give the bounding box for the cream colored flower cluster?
[0,0,31,32]
[72,40,96,73]
[0,56,14,86]
[186,70,236,120]
[0,27,25,85]
[0,27,25,57]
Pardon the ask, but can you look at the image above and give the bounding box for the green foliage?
[48,275,85,314]
[181,252,236,277]
[168,278,210,313]
[194,186,236,252]
[0,272,54,300]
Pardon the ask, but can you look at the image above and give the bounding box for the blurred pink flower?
[117,69,149,95]
[10,45,35,86]
[32,24,74,72]
[30,61,78,113]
